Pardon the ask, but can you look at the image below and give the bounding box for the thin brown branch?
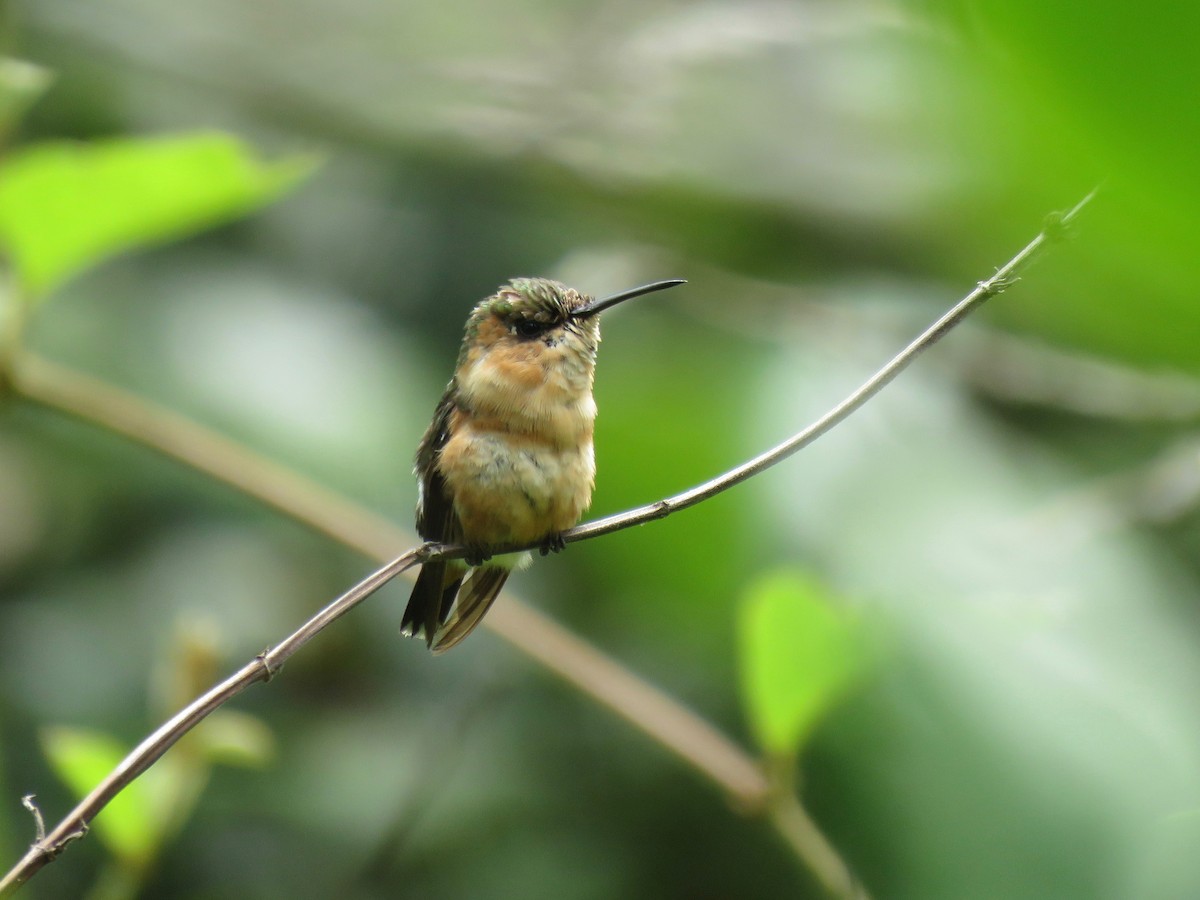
[0,190,1094,897]
[7,353,765,796]
[17,799,43,844]
[770,794,869,899]
[0,356,774,895]
[0,549,423,895]
[9,352,403,560]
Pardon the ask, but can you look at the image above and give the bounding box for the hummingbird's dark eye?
[514,318,547,339]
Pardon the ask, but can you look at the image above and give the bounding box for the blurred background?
[2,0,1200,897]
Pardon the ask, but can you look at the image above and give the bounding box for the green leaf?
[738,570,868,758]
[40,726,160,865]
[0,132,317,298]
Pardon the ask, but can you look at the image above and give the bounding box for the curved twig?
[428,187,1098,561]
[0,189,1094,897]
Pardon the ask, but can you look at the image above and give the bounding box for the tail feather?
[430,566,510,654]
[401,561,464,648]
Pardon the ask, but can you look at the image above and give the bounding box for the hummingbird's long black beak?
[572,278,687,319]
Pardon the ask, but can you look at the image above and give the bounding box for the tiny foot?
[464,543,492,566]
[538,533,567,557]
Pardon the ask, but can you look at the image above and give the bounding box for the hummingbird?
[400,276,686,653]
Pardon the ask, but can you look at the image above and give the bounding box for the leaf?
[738,570,868,758]
[40,726,160,865]
[0,132,317,298]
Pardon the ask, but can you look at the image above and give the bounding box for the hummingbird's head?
[452,277,684,436]
[457,277,596,372]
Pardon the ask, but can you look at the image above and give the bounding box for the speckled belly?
[438,427,595,546]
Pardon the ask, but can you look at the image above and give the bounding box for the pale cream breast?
[457,341,597,448]
[438,417,596,545]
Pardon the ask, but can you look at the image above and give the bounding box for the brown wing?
[430,565,510,654]
[401,387,465,645]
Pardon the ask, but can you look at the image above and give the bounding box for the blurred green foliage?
[37,622,274,898]
[41,726,158,866]
[0,133,315,298]
[2,1,1200,898]
[739,571,868,762]
[0,58,52,139]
